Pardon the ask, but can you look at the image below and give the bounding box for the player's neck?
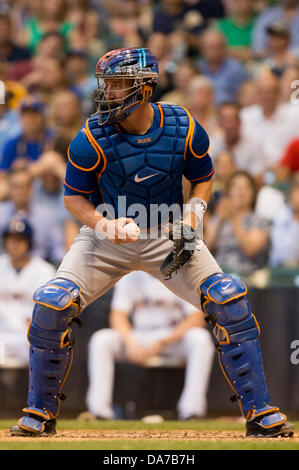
[120,102,154,135]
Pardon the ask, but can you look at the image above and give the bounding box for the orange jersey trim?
[67,129,101,172]
[182,106,210,159]
[157,103,164,127]
[64,180,96,195]
[190,168,214,182]
[85,119,107,180]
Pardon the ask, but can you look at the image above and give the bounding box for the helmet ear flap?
[141,84,153,101]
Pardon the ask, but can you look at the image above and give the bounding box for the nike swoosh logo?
[134,172,159,183]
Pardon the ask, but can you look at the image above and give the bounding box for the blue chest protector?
[86,103,189,228]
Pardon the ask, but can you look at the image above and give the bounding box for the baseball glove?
[160,221,197,279]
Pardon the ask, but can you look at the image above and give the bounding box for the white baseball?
[123,222,141,240]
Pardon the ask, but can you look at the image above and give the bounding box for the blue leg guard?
[200,273,282,423]
[22,278,81,423]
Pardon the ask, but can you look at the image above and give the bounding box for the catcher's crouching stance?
[11,231,294,438]
[11,47,294,438]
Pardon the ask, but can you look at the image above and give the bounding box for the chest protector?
[87,103,190,229]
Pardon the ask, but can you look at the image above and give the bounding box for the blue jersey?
[64,103,214,229]
[0,130,54,171]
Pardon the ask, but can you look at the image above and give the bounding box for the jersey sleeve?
[184,119,214,184]
[110,275,135,315]
[64,127,101,196]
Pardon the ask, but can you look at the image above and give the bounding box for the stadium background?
[0,0,299,420]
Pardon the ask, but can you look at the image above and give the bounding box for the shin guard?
[24,278,80,420]
[200,273,275,420]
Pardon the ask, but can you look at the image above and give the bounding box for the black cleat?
[10,414,57,437]
[246,412,294,438]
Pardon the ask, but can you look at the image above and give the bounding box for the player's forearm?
[109,310,134,345]
[64,195,105,230]
[159,313,204,348]
[183,179,213,229]
[190,179,213,204]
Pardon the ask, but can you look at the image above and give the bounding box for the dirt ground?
[1,429,298,442]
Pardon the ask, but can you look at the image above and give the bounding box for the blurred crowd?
[0,0,299,279]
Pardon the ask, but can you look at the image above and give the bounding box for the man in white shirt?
[210,102,268,181]
[0,217,56,366]
[240,72,299,170]
[86,271,215,420]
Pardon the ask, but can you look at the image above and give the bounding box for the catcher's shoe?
[10,411,56,437]
[246,410,294,438]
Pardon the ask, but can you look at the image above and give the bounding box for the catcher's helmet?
[3,216,33,249]
[94,47,159,126]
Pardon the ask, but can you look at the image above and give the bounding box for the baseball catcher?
[11,47,294,438]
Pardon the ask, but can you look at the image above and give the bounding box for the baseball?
[123,222,141,240]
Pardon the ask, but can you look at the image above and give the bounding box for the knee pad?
[200,273,259,344]
[28,278,81,349]
[200,273,270,417]
[25,278,81,419]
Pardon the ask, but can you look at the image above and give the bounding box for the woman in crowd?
[204,171,270,276]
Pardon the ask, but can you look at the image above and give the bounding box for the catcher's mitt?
[160,221,197,279]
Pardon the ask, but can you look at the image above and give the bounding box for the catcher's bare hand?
[96,217,139,244]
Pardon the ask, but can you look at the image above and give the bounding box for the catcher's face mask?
[95,76,144,126]
[94,47,159,126]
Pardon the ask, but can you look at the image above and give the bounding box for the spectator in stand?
[20,0,75,54]
[0,13,31,67]
[0,168,65,264]
[147,33,177,102]
[32,150,80,249]
[160,59,198,108]
[252,0,299,57]
[215,0,257,62]
[107,5,144,50]
[0,95,53,205]
[0,94,22,159]
[186,0,225,19]
[0,60,28,109]
[258,21,299,76]
[35,31,66,61]
[205,171,270,276]
[276,138,299,183]
[65,50,95,117]
[210,102,267,183]
[65,0,102,50]
[86,271,215,420]
[269,178,299,267]
[240,71,299,172]
[0,96,53,176]
[0,216,55,366]
[153,0,225,37]
[186,75,218,137]
[22,56,68,105]
[279,64,299,104]
[48,90,82,142]
[198,28,249,105]
[237,79,258,108]
[153,0,197,37]
[207,149,236,216]
[152,0,204,61]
